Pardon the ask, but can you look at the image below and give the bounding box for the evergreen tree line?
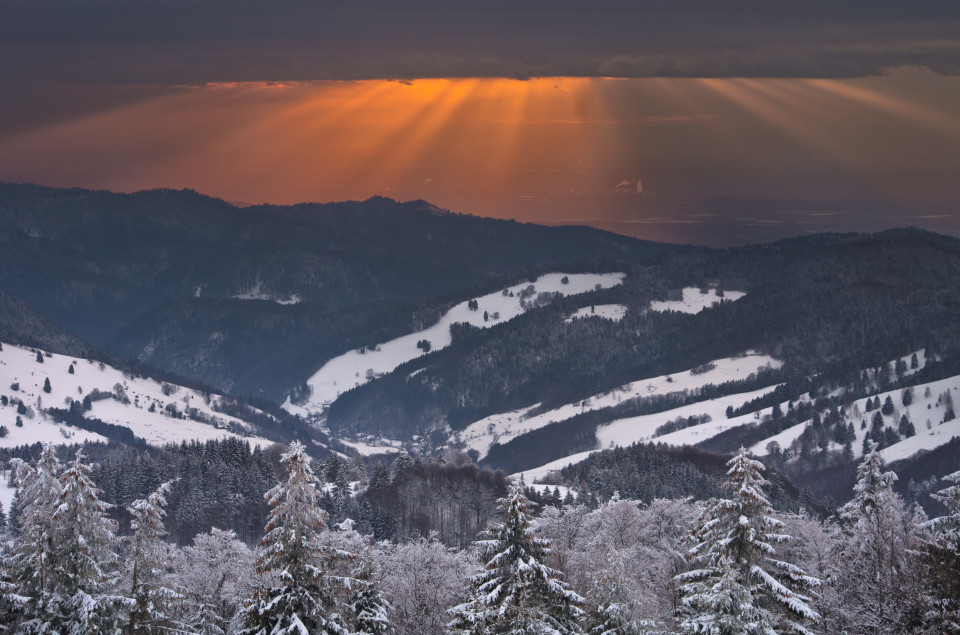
[1,441,958,633]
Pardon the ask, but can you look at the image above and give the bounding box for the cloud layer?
[2,1,960,83]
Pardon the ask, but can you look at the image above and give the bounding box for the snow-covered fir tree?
[6,443,62,603]
[830,442,923,634]
[926,467,960,549]
[33,450,124,634]
[239,440,351,635]
[449,479,585,635]
[126,481,180,634]
[675,448,819,634]
[349,561,391,635]
[921,468,960,632]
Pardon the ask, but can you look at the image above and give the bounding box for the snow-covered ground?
[515,451,595,484]
[514,348,960,483]
[456,353,780,459]
[285,272,625,416]
[598,386,783,449]
[340,438,405,456]
[748,370,960,464]
[230,279,302,304]
[649,287,745,314]
[0,342,273,449]
[565,304,627,322]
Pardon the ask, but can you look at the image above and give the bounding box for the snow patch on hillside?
[285,272,625,416]
[0,342,273,449]
[649,288,745,314]
[232,278,302,304]
[341,438,405,456]
[598,386,782,449]
[456,352,780,460]
[748,371,960,464]
[565,304,627,322]
[234,292,302,305]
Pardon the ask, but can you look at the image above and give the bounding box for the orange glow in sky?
[1,71,958,245]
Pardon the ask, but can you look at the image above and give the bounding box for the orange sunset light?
[1,71,958,243]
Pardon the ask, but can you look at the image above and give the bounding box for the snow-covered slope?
[565,304,627,322]
[649,287,745,314]
[456,352,780,460]
[284,272,625,416]
[0,342,273,448]
[748,370,960,465]
[514,349,960,483]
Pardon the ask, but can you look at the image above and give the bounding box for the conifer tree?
[831,442,923,633]
[675,448,819,634]
[450,479,585,634]
[920,469,960,631]
[349,561,392,635]
[239,441,350,635]
[39,450,123,634]
[6,443,63,609]
[126,481,180,634]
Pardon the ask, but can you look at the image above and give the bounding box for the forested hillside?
[327,229,960,455]
[0,183,671,398]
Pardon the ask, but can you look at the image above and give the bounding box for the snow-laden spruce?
[6,443,63,602]
[449,479,585,635]
[239,440,391,635]
[675,447,820,634]
[926,467,960,544]
[17,450,127,634]
[921,467,960,632]
[830,442,924,634]
[126,481,181,633]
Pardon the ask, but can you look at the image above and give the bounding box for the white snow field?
[747,371,960,465]
[515,349,960,483]
[456,352,781,460]
[340,438,405,456]
[284,272,625,416]
[565,304,627,322]
[512,384,785,484]
[598,385,783,449]
[648,287,745,314]
[0,342,273,449]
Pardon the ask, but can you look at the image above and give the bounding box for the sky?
[1,1,959,246]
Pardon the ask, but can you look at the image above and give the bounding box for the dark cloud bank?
[2,0,960,83]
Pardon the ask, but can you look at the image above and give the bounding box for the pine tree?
[6,444,63,603]
[831,442,923,633]
[126,481,180,634]
[349,561,392,635]
[449,479,585,635]
[920,469,960,632]
[675,448,819,634]
[34,450,124,634]
[239,441,350,635]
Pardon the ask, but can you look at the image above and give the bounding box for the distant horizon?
[3,177,956,250]
[3,4,958,248]
[3,74,957,248]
